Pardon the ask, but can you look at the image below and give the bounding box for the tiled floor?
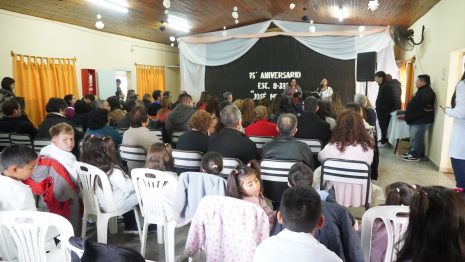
[85,142,456,261]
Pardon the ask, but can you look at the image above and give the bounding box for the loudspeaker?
[356,52,377,82]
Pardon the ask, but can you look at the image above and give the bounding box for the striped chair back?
[260,159,298,209]
[9,133,32,147]
[249,136,274,149]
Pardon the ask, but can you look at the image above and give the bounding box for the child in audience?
[370,182,417,262]
[145,142,174,172]
[80,135,139,232]
[288,162,334,202]
[226,160,275,228]
[396,186,465,262]
[254,186,341,262]
[201,152,223,176]
[0,144,38,211]
[40,123,78,184]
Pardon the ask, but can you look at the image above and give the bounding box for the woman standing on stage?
[282,78,302,97]
[317,78,334,99]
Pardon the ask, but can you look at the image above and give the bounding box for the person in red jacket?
[245,105,278,137]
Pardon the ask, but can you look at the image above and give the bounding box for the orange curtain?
[404,57,416,106]
[12,53,78,127]
[136,64,165,96]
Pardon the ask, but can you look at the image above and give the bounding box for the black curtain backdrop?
[205,35,355,104]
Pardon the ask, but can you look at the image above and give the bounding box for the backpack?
[69,237,145,262]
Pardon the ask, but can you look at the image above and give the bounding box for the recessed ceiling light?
[358,26,366,32]
[95,20,105,29]
[169,36,176,42]
[88,0,128,13]
[167,13,191,33]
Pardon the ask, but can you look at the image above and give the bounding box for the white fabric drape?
[179,19,398,104]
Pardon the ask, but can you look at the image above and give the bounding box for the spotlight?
[95,20,104,29]
[289,3,295,10]
[169,36,176,42]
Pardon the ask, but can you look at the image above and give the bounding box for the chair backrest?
[75,126,84,133]
[149,129,163,142]
[172,149,203,171]
[321,158,371,208]
[0,132,11,149]
[249,136,274,149]
[9,133,32,147]
[296,138,322,154]
[361,205,410,262]
[0,211,74,262]
[260,159,298,208]
[221,157,242,177]
[116,128,127,135]
[74,161,118,214]
[33,139,51,154]
[119,145,147,163]
[171,131,186,144]
[131,168,178,224]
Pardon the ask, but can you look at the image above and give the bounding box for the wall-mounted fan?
[389,25,425,51]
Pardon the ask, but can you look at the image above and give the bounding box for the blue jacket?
[85,125,122,145]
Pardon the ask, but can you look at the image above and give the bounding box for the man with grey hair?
[354,93,377,127]
[208,105,257,163]
[295,96,331,147]
[262,113,314,169]
[218,91,233,112]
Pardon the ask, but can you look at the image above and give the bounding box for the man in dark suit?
[208,104,258,164]
[295,96,331,146]
[0,99,37,139]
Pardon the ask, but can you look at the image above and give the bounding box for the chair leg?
[157,225,164,244]
[140,221,149,257]
[109,217,118,234]
[133,207,142,241]
[81,212,88,238]
[164,222,176,262]
[97,216,109,243]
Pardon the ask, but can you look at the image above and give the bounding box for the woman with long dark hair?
[441,68,465,189]
[0,77,16,117]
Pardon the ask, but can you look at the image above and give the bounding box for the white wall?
[0,9,180,99]
[403,0,465,171]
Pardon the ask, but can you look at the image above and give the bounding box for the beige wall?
[402,0,465,171]
[0,9,180,98]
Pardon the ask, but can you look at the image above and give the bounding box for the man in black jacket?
[295,96,331,146]
[375,71,402,146]
[404,74,435,161]
[0,99,37,139]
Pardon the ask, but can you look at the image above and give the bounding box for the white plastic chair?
[260,159,298,208]
[9,133,32,147]
[33,139,51,154]
[119,144,147,171]
[149,129,164,142]
[172,149,203,172]
[131,168,179,261]
[249,136,274,149]
[0,211,75,262]
[321,158,371,209]
[296,138,322,154]
[0,132,11,150]
[361,205,410,262]
[171,131,185,144]
[74,161,142,244]
[221,157,242,178]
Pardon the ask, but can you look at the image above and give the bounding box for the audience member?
[244,105,279,137]
[205,95,220,117]
[404,74,436,161]
[396,186,465,262]
[354,93,377,127]
[196,91,210,110]
[142,93,152,110]
[145,142,175,172]
[200,152,223,175]
[165,93,196,139]
[254,186,341,262]
[329,92,344,118]
[63,94,76,120]
[163,91,171,99]
[0,99,37,139]
[116,90,125,104]
[148,90,162,116]
[295,96,331,147]
[71,100,90,132]
[83,93,95,104]
[107,96,126,123]
[85,108,122,146]
[208,105,258,163]
[287,163,333,202]
[122,106,160,151]
[262,113,314,169]
[374,71,400,146]
[317,100,336,130]
[154,97,173,125]
[442,69,465,189]
[39,123,78,184]
[0,144,38,211]
[116,99,144,129]
[268,94,282,122]
[370,182,417,262]
[241,98,255,127]
[218,91,233,111]
[258,97,270,108]
[233,99,243,112]
[36,98,83,155]
[227,160,275,228]
[80,135,139,233]
[96,99,111,111]
[0,77,16,117]
[176,110,212,153]
[277,95,295,116]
